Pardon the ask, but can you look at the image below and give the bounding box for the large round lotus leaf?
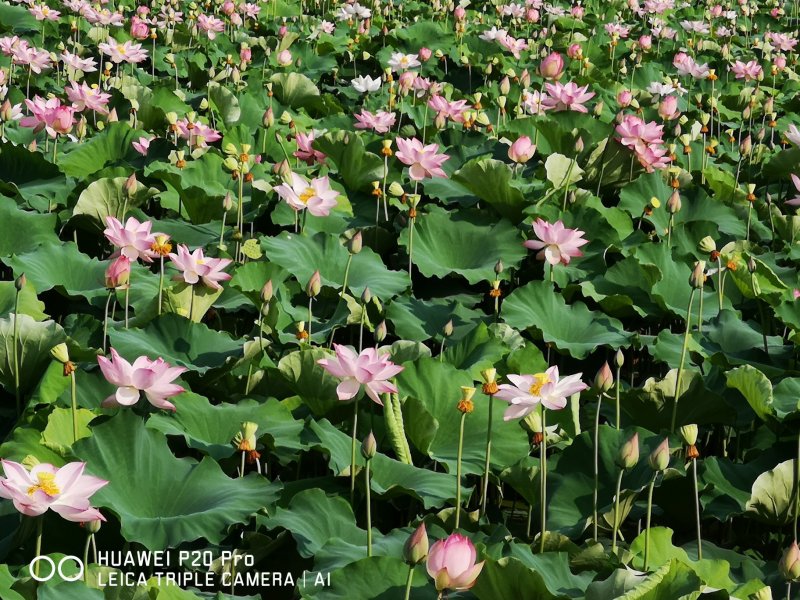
[0,200,57,258]
[398,206,527,285]
[57,123,139,178]
[72,177,159,225]
[502,281,629,359]
[745,459,796,526]
[107,314,243,373]
[73,411,279,550]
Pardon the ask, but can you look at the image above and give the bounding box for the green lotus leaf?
[312,131,384,192]
[451,158,526,221]
[277,347,342,416]
[0,280,47,321]
[270,72,321,110]
[0,200,57,259]
[745,459,796,526]
[57,123,139,178]
[72,177,160,225]
[0,315,65,397]
[384,295,487,343]
[725,365,774,422]
[41,406,95,454]
[300,557,427,599]
[73,411,279,550]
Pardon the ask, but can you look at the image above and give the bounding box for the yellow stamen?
[528,373,551,396]
[299,187,315,204]
[27,472,60,496]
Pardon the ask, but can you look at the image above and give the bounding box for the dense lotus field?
[3,0,800,598]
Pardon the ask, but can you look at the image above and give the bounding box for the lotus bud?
[348,231,363,255]
[680,424,698,446]
[667,190,681,214]
[260,280,273,303]
[403,523,429,565]
[443,319,454,337]
[306,270,321,297]
[747,257,757,274]
[457,386,475,414]
[508,135,535,164]
[648,438,670,471]
[14,273,25,291]
[361,287,372,304]
[594,362,613,392]
[615,348,624,368]
[85,519,102,534]
[76,116,87,139]
[107,108,118,123]
[780,541,800,581]
[361,431,377,460]
[689,261,706,289]
[497,96,507,109]
[375,320,387,343]
[575,137,584,153]
[499,76,510,95]
[698,236,716,253]
[616,432,639,470]
[593,101,604,116]
[494,260,504,275]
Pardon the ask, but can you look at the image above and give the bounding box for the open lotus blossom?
[175,118,221,148]
[65,81,111,114]
[0,461,107,522]
[197,14,225,39]
[495,366,588,419]
[98,37,148,64]
[274,172,340,217]
[673,52,710,79]
[497,33,528,58]
[786,124,800,146]
[395,137,450,180]
[168,244,232,290]
[523,218,588,265]
[317,344,404,405]
[20,96,76,138]
[61,50,97,73]
[542,81,595,113]
[785,174,800,206]
[426,533,485,592]
[387,52,421,72]
[731,60,762,81]
[351,74,381,93]
[132,135,154,155]
[29,4,61,21]
[98,348,187,411]
[294,131,326,165]
[354,109,396,134]
[104,216,158,262]
[428,95,469,124]
[615,114,671,172]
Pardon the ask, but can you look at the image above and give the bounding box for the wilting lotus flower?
[274,172,339,217]
[508,135,535,163]
[104,216,158,262]
[523,218,588,265]
[168,244,232,290]
[495,366,588,420]
[317,344,404,405]
[0,460,107,522]
[395,137,449,180]
[426,533,484,592]
[98,347,187,411]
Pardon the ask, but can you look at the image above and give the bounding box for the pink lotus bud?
[508,136,535,164]
[594,362,613,392]
[571,5,584,18]
[419,47,432,61]
[638,35,652,51]
[263,107,274,127]
[105,256,131,289]
[136,6,149,16]
[616,432,639,470]
[404,523,429,564]
[277,50,293,67]
[617,89,633,107]
[454,6,466,21]
[426,533,484,592]
[499,76,510,95]
[519,69,531,88]
[774,55,787,70]
[260,280,273,303]
[240,46,252,63]
[740,134,752,157]
[567,43,582,59]
[129,16,149,40]
[648,438,670,471]
[710,4,722,17]
[780,541,800,581]
[575,137,584,153]
[398,71,416,92]
[658,95,679,120]
[539,52,564,80]
[222,1,235,15]
[279,25,287,37]
[124,173,137,197]
[306,270,321,297]
[526,8,539,22]
[273,159,291,177]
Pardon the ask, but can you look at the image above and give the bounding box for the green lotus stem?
[611,469,625,553]
[716,257,723,314]
[455,411,466,529]
[746,202,752,243]
[307,297,313,339]
[407,217,415,288]
[692,457,702,559]
[70,370,78,443]
[33,517,43,577]
[561,161,575,211]
[83,532,93,584]
[13,288,21,415]
[615,364,621,429]
[52,135,58,164]
[240,450,246,478]
[549,264,554,283]
[667,213,673,246]
[341,254,353,298]
[102,290,113,353]
[697,287,704,334]
[540,405,548,553]
[157,257,165,316]
[787,582,792,600]
[403,565,414,600]
[365,458,372,557]
[794,429,800,541]
[480,393,495,516]
[124,284,130,329]
[593,393,602,542]
[358,300,365,352]
[189,284,195,323]
[670,288,696,434]
[350,398,359,505]
[644,472,657,571]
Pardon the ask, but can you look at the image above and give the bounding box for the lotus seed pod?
[680,424,698,446]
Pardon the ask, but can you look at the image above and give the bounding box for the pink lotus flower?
[20,96,76,138]
[98,37,148,64]
[426,533,484,592]
[539,52,564,79]
[104,216,157,262]
[731,60,762,82]
[523,218,588,265]
[354,109,396,134]
[615,115,671,173]
[428,95,469,124]
[65,81,111,114]
[175,119,221,148]
[495,366,588,419]
[293,131,326,165]
[785,174,800,206]
[497,34,528,58]
[658,95,680,120]
[197,13,225,39]
[277,49,292,66]
[508,136,535,163]
[395,137,449,180]
[98,348,187,411]
[105,255,131,289]
[0,460,107,522]
[61,50,97,73]
[542,81,595,113]
[274,172,339,217]
[29,4,61,21]
[317,344,404,405]
[168,244,232,290]
[673,52,709,79]
[132,135,154,155]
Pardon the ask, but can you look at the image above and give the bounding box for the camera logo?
[29,555,84,582]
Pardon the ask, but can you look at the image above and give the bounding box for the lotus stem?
[83,532,93,584]
[670,288,696,433]
[611,469,624,553]
[455,411,466,529]
[540,405,547,553]
[33,517,43,577]
[341,254,353,298]
[307,297,313,339]
[70,370,78,443]
[615,364,621,429]
[593,392,602,542]
[403,566,414,600]
[365,458,372,557]
[692,457,702,559]
[480,393,495,516]
[102,290,113,353]
[13,288,21,415]
[716,257,723,314]
[157,257,165,316]
[124,284,130,329]
[240,450,246,478]
[350,398,359,505]
[644,472,657,571]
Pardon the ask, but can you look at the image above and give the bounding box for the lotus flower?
[542,81,595,113]
[317,344,404,405]
[395,137,449,180]
[98,37,148,64]
[351,74,381,93]
[523,218,588,265]
[20,96,76,138]
[104,216,158,262]
[168,244,232,290]
[98,347,187,411]
[495,366,588,420]
[294,131,326,165]
[273,172,339,217]
[0,460,107,522]
[354,110,396,134]
[508,136,535,163]
[426,533,485,592]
